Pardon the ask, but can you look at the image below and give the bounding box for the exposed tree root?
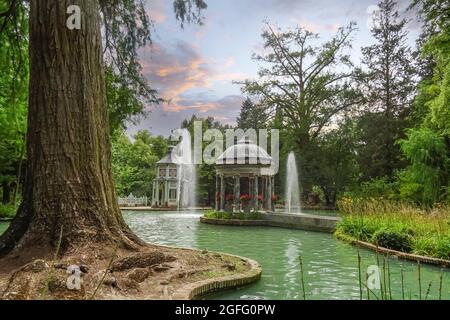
[0,243,250,300]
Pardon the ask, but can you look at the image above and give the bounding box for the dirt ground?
[0,244,251,300]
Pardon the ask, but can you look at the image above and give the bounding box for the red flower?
[257,193,264,201]
[240,193,252,202]
[271,194,279,201]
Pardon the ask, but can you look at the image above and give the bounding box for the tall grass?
[336,198,450,260]
[298,251,445,300]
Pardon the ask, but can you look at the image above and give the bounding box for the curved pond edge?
[151,244,262,300]
[200,212,339,233]
[335,232,450,268]
[200,216,450,268]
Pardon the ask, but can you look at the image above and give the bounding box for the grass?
[204,210,263,221]
[336,198,450,260]
[0,204,16,219]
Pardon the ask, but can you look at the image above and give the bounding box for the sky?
[128,0,421,137]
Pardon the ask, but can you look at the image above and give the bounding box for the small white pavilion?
[152,146,179,207]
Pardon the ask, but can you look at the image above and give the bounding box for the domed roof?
[216,137,273,165]
[157,146,176,164]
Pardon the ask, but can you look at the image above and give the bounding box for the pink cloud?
[140,41,247,112]
[289,18,340,33]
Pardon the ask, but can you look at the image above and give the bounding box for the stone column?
[152,182,156,206]
[164,180,168,207]
[233,176,240,212]
[220,175,225,211]
[155,182,160,207]
[253,176,259,211]
[268,176,272,212]
[263,177,268,210]
[215,175,219,211]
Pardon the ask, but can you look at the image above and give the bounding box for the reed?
[400,268,405,300]
[298,254,306,300]
[417,261,422,300]
[357,249,362,300]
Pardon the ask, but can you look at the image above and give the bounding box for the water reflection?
[120,211,448,300]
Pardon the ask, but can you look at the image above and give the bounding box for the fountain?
[285,152,301,214]
[173,129,197,210]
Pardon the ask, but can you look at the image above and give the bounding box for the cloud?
[177,94,244,114]
[289,18,340,33]
[141,40,246,112]
[129,94,244,136]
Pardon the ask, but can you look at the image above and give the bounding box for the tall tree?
[0,0,207,257]
[236,98,268,129]
[356,0,416,180]
[239,22,363,191]
[240,22,362,149]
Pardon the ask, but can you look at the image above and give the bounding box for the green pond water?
[1,211,449,300]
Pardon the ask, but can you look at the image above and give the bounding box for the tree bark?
[0,0,142,257]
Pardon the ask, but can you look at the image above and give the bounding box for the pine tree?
[357,0,416,180]
[236,98,268,129]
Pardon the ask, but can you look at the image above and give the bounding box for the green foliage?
[106,68,158,135]
[111,130,168,197]
[356,0,415,180]
[240,22,361,144]
[414,235,450,260]
[336,199,450,259]
[0,204,16,219]
[371,229,413,252]
[204,210,262,221]
[0,0,28,205]
[313,119,360,206]
[397,0,450,207]
[341,178,401,205]
[236,98,268,129]
[399,128,449,205]
[181,115,231,206]
[100,0,208,134]
[239,21,362,201]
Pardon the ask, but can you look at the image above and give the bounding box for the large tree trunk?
[0,0,141,257]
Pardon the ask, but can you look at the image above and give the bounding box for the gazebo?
[215,137,275,212]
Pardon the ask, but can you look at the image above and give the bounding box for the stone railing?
[118,194,148,207]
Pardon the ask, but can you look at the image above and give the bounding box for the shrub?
[247,211,262,220]
[0,204,16,219]
[204,210,231,219]
[371,229,413,253]
[203,210,262,221]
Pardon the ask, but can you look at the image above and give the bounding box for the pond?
[1,211,449,300]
